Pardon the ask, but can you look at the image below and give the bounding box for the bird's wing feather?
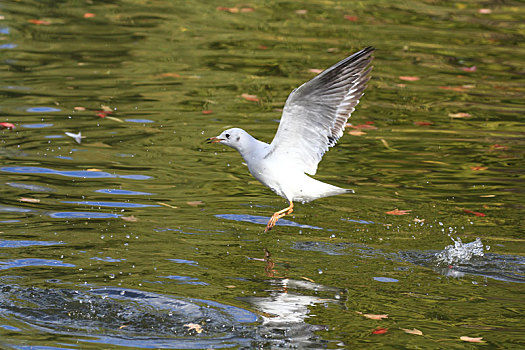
[267,47,374,175]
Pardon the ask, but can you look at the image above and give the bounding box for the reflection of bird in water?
[208,47,374,232]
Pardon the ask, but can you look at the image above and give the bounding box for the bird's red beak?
[206,137,223,144]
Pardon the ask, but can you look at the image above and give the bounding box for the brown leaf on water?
[225,285,236,288]
[187,201,204,207]
[470,166,487,171]
[157,202,178,209]
[449,112,471,118]
[101,105,113,112]
[105,116,124,123]
[159,72,181,78]
[217,6,239,13]
[74,106,86,111]
[460,336,485,343]
[348,130,366,136]
[399,76,420,81]
[386,209,411,215]
[295,9,308,15]
[401,328,423,336]
[83,13,96,18]
[356,311,388,320]
[19,197,40,203]
[184,323,203,333]
[414,121,433,126]
[308,68,324,74]
[122,215,138,222]
[240,7,255,13]
[241,93,259,102]
[28,19,51,25]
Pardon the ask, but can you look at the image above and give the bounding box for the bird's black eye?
[225,134,230,139]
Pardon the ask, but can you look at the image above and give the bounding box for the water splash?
[434,237,487,265]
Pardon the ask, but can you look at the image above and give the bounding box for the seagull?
[207,47,374,232]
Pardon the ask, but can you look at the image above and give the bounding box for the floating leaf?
[122,215,138,222]
[240,7,255,12]
[301,276,315,283]
[399,76,420,81]
[225,285,236,288]
[386,209,411,215]
[463,209,486,217]
[344,15,358,21]
[460,336,485,343]
[489,144,508,151]
[241,93,259,102]
[74,106,86,111]
[83,13,95,18]
[295,9,308,15]
[478,8,492,14]
[0,122,15,130]
[372,327,388,335]
[184,323,203,333]
[187,201,204,207]
[86,168,103,172]
[350,124,377,130]
[357,312,388,320]
[28,19,51,25]
[217,6,239,13]
[202,110,213,115]
[470,166,487,171]
[460,66,477,72]
[105,116,124,123]
[19,197,40,203]
[449,112,471,118]
[308,68,324,74]
[348,130,366,136]
[401,328,423,336]
[413,218,425,223]
[414,121,433,126]
[159,72,181,78]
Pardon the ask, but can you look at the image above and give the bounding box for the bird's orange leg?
[265,201,294,232]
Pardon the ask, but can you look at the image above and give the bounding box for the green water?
[0,0,523,348]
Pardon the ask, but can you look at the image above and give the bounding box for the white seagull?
[208,47,374,232]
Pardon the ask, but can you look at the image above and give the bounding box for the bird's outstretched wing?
[267,47,374,175]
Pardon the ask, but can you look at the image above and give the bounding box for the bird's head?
[206,128,247,150]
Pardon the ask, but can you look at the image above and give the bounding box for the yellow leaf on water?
[460,336,485,343]
[157,202,178,209]
[362,313,389,320]
[86,168,103,172]
[301,276,315,283]
[105,116,124,123]
[401,328,423,335]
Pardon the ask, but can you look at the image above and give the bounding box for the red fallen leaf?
[28,19,51,25]
[241,93,259,102]
[399,76,420,81]
[414,121,433,126]
[0,122,15,130]
[463,209,486,217]
[344,15,358,21]
[470,166,487,171]
[202,110,213,115]
[460,66,477,72]
[372,327,388,335]
[365,121,374,125]
[96,111,112,118]
[489,144,508,151]
[386,209,411,215]
[83,13,95,18]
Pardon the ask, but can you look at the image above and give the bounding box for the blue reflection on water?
[0,44,17,49]
[161,275,207,285]
[0,240,63,248]
[1,166,152,180]
[21,123,53,128]
[6,182,54,192]
[48,212,120,219]
[216,214,323,230]
[61,201,160,208]
[0,258,75,270]
[91,257,126,262]
[44,135,64,139]
[373,277,399,283]
[0,205,34,213]
[26,107,61,112]
[0,28,9,34]
[95,189,154,195]
[125,118,154,123]
[168,259,198,266]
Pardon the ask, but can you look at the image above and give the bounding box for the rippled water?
[0,0,524,348]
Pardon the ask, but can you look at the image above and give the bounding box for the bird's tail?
[300,176,353,202]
